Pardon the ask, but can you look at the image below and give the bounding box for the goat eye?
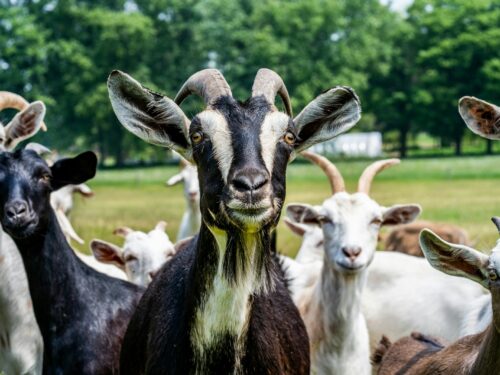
[125,255,138,262]
[371,218,382,226]
[283,131,296,145]
[40,174,51,183]
[190,131,204,145]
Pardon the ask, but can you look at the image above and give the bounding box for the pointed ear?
[166,173,184,186]
[283,217,308,237]
[382,204,421,226]
[4,101,46,150]
[459,96,500,140]
[73,183,94,198]
[155,221,167,232]
[50,151,97,191]
[113,227,133,238]
[286,204,323,226]
[293,87,361,152]
[90,239,125,270]
[108,70,192,159]
[419,229,490,288]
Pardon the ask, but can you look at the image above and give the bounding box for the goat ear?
[90,240,126,270]
[50,151,97,191]
[283,217,308,237]
[286,204,323,226]
[155,221,167,232]
[459,96,500,140]
[74,183,94,197]
[382,204,421,226]
[166,173,184,186]
[293,87,361,152]
[108,70,192,159]
[419,229,490,288]
[4,101,46,150]
[25,142,51,156]
[113,227,133,237]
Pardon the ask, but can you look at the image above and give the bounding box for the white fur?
[91,222,175,286]
[198,110,233,182]
[167,164,201,241]
[259,112,289,174]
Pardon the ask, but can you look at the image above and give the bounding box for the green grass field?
[71,155,500,257]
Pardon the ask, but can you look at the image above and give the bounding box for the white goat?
[51,183,94,244]
[284,152,488,374]
[166,159,201,241]
[0,92,46,375]
[90,221,175,286]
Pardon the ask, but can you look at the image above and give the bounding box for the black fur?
[119,96,310,374]
[0,150,144,374]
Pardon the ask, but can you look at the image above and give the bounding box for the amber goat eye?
[284,131,296,145]
[190,131,204,145]
[40,174,51,182]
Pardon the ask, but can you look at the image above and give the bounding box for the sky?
[381,0,414,13]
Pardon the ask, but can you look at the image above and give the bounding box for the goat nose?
[231,170,269,193]
[6,201,29,221]
[342,246,362,261]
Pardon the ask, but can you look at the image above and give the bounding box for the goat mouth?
[3,219,38,239]
[223,201,274,228]
[336,261,365,272]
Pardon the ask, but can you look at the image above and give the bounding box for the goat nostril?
[342,246,362,261]
[6,202,28,220]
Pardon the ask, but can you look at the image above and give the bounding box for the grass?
[71,155,500,257]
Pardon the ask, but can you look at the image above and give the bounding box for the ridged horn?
[174,69,232,106]
[358,159,400,195]
[252,68,292,116]
[301,151,345,194]
[0,91,47,131]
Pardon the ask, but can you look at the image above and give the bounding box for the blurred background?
[1,0,500,255]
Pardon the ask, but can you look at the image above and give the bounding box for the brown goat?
[373,219,500,375]
[383,220,470,257]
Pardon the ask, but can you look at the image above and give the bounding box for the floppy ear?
[293,87,361,152]
[459,96,500,140]
[107,70,191,159]
[166,173,184,186]
[382,204,421,226]
[283,217,308,237]
[90,239,126,270]
[419,229,490,288]
[4,101,46,150]
[50,151,97,191]
[286,204,324,226]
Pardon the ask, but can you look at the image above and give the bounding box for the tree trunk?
[399,125,409,158]
[454,135,462,156]
[486,139,493,155]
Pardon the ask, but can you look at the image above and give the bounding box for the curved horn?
[301,151,345,194]
[0,91,47,131]
[174,69,232,106]
[252,68,292,116]
[358,159,400,195]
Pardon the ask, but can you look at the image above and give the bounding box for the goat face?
[287,193,421,274]
[108,69,361,233]
[0,149,97,239]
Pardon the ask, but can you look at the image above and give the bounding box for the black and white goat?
[108,68,361,373]
[0,149,144,374]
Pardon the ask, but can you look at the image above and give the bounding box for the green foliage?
[1,1,500,162]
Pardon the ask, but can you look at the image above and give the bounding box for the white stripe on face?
[259,112,289,174]
[198,111,233,183]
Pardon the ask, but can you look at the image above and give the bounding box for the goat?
[108,68,362,373]
[0,92,46,375]
[166,158,201,241]
[383,220,471,257]
[283,152,488,373]
[90,221,176,286]
[459,96,500,140]
[0,149,144,374]
[286,152,422,374]
[373,219,500,375]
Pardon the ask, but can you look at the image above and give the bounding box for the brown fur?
[384,221,470,257]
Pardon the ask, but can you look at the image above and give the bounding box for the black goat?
[108,68,362,374]
[0,149,144,374]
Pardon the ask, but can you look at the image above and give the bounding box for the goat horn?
[174,69,232,106]
[0,91,47,131]
[301,151,345,194]
[252,68,292,116]
[358,159,400,195]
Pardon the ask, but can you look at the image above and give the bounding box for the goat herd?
[0,68,498,374]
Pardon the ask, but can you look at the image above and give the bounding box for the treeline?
[1,0,500,164]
